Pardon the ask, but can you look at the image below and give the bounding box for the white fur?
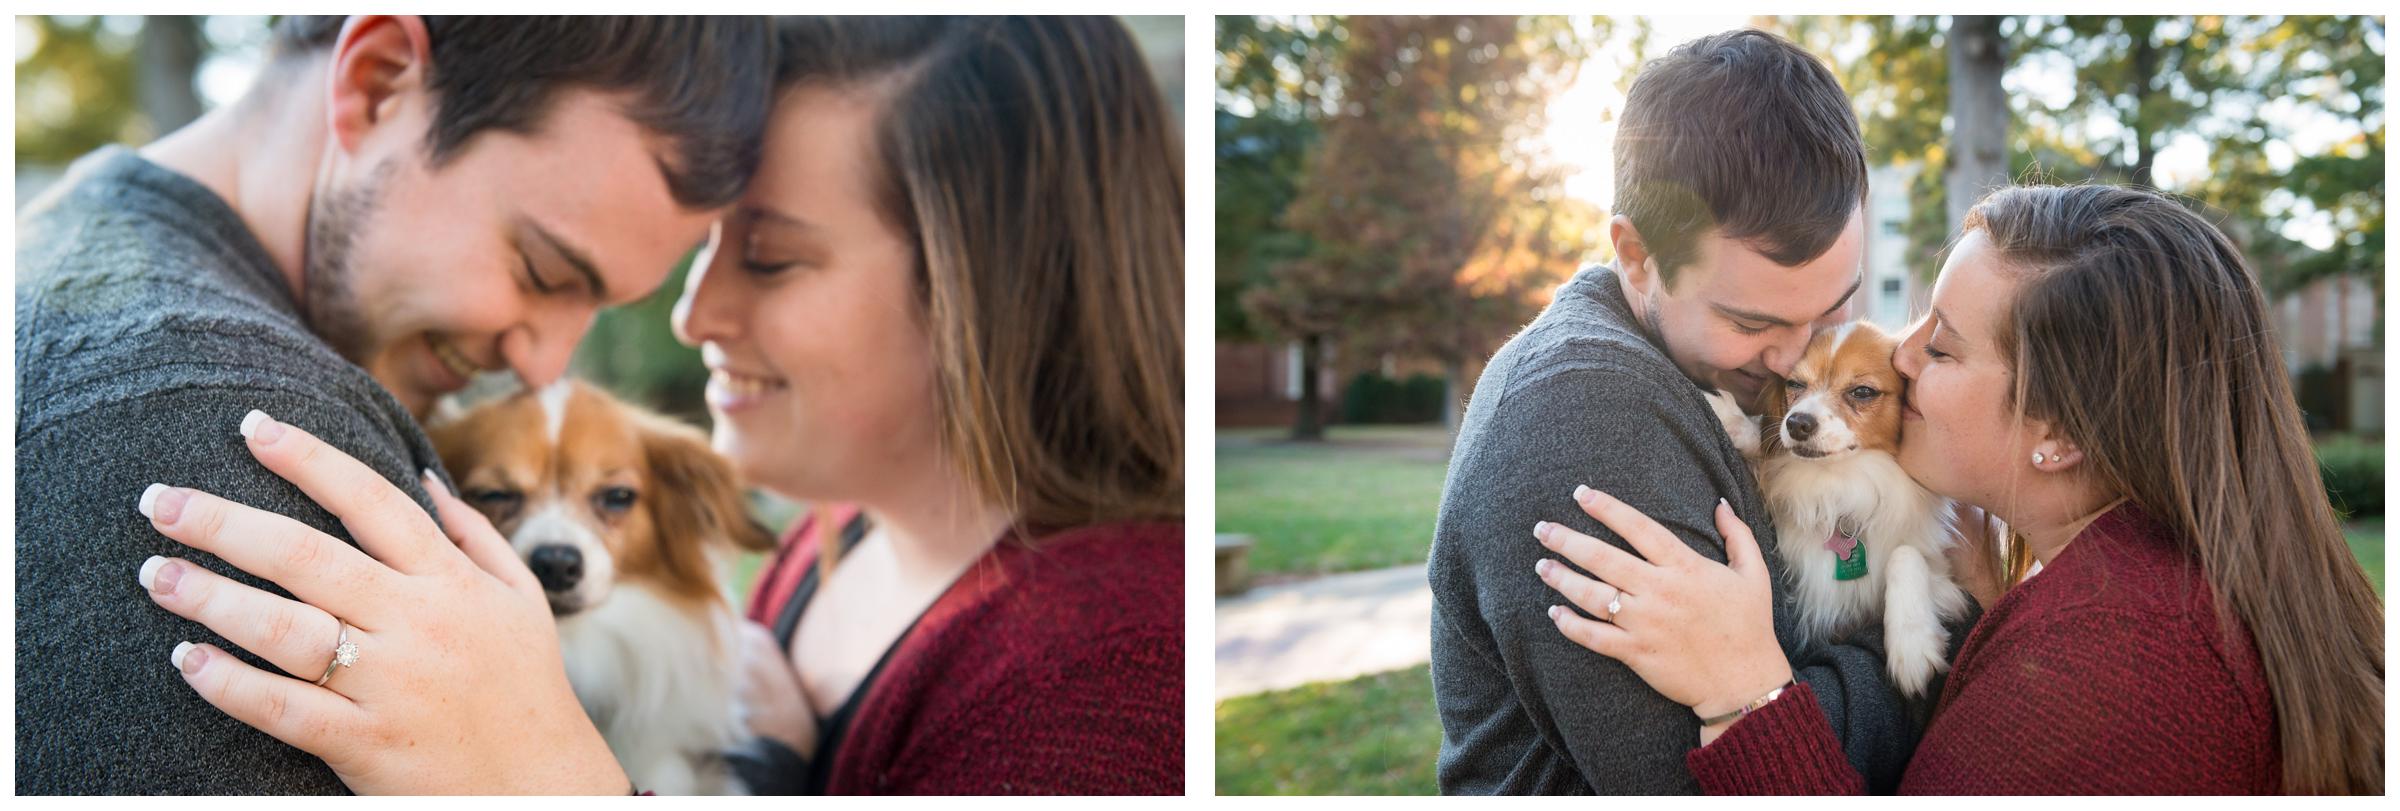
[1709,322,1971,699]
[1757,447,1969,697]
[557,581,751,796]
[538,379,575,442]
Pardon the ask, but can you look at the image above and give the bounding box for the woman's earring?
[2031,451,2046,465]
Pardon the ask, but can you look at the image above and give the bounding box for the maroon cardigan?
[1688,504,2279,794]
[745,506,1184,794]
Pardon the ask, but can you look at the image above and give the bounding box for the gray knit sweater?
[1429,264,1944,794]
[15,147,448,794]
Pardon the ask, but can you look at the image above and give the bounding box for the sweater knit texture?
[746,508,1185,794]
[16,147,447,794]
[1429,264,1965,794]
[1687,503,2279,794]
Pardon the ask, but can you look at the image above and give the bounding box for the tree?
[1947,17,2010,235]
[1253,16,1595,435]
[1217,16,1345,438]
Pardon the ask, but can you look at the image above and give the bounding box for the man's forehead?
[1694,248,1864,324]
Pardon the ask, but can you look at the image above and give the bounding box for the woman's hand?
[1534,486,1792,744]
[135,409,628,794]
[737,621,819,760]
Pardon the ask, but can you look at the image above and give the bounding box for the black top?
[741,513,929,795]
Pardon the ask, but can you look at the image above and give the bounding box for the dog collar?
[1825,525,1868,581]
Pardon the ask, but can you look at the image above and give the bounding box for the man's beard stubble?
[301,159,396,366]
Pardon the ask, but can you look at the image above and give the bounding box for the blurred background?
[15,13,1186,594]
[1213,14,2382,795]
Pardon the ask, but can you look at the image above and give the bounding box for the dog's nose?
[1785,412,1819,442]
[528,545,584,592]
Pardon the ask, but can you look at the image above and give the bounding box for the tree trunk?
[1946,16,2011,235]
[138,16,206,134]
[1291,333,1327,442]
[2126,16,2161,188]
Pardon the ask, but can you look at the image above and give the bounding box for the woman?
[129,16,1183,794]
[1532,184,2382,793]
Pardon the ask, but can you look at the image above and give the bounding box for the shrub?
[1340,371,1445,424]
[2316,434,2384,519]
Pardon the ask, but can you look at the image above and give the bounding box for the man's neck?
[138,60,327,306]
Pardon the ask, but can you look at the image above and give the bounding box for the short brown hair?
[775,16,1184,530]
[1613,29,1867,283]
[271,16,772,209]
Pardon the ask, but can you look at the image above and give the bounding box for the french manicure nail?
[1535,559,1552,577]
[1533,521,1550,539]
[171,641,204,674]
[138,555,165,592]
[138,483,165,519]
[1547,605,1564,621]
[148,487,188,525]
[241,409,284,444]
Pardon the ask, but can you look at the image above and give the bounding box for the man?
[15,16,772,793]
[1430,29,1951,794]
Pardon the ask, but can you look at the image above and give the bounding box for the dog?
[1706,321,1968,698]
[429,379,775,794]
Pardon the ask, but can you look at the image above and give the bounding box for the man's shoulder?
[1478,268,1690,410]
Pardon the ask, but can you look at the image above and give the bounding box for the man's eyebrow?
[526,220,607,302]
[1711,272,1864,327]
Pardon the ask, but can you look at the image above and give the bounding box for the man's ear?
[326,16,432,156]
[1609,214,1657,294]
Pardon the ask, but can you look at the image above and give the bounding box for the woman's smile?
[705,366,788,414]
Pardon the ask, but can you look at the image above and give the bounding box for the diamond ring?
[315,622,358,686]
[1606,593,1624,623]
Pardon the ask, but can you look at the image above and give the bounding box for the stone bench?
[1215,533,1254,596]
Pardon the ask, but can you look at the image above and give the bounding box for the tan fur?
[429,382,769,606]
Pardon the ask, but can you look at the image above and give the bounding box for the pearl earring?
[2032,451,2046,465]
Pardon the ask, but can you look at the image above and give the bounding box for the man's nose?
[1762,329,1812,378]
[500,314,587,390]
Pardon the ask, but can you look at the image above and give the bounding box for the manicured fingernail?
[241,409,284,444]
[1533,521,1550,540]
[171,641,205,674]
[1718,497,1730,511]
[1547,605,1564,621]
[1535,559,1553,577]
[423,468,454,497]
[1575,485,1597,505]
[144,486,188,525]
[138,483,164,519]
[139,555,166,593]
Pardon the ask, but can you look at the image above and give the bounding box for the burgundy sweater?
[1687,504,2280,794]
[746,507,1185,794]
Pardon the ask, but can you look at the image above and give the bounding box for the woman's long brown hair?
[1965,184,2383,794]
[774,17,1184,537]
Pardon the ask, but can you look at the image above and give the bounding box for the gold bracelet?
[1696,680,1796,727]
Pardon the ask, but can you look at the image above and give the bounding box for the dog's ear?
[1753,377,1791,455]
[642,422,778,554]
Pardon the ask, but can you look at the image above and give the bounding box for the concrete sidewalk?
[1214,563,1433,700]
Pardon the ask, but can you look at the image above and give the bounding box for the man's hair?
[1613,28,1867,284]
[270,16,771,209]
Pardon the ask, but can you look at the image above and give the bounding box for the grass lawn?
[2345,517,2382,597]
[1216,425,1453,577]
[1217,664,1441,795]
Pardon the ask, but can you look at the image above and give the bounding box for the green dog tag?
[1826,530,1868,581]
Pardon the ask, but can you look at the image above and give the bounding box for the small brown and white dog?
[429,380,774,795]
[1707,322,1968,698]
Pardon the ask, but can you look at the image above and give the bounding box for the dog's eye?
[1847,385,1880,401]
[466,488,522,513]
[595,486,638,514]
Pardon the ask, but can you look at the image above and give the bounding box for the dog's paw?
[1881,546,1952,699]
[1705,389,1762,457]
